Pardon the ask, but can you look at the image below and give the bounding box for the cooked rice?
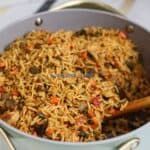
[0,27,150,142]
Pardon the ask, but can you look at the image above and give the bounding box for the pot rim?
[0,8,149,146]
[0,119,149,146]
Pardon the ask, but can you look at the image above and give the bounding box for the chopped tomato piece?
[87,109,95,117]
[91,117,99,129]
[70,45,73,49]
[80,51,88,60]
[95,63,100,68]
[10,66,19,75]
[107,108,117,116]
[23,44,33,53]
[45,127,53,136]
[11,90,20,97]
[1,113,12,120]
[75,115,86,126]
[91,96,101,107]
[60,130,65,135]
[0,62,5,69]
[27,44,33,50]
[80,126,89,131]
[47,36,52,45]
[50,96,60,105]
[0,86,5,93]
[119,31,127,39]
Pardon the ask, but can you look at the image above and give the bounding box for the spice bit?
[78,130,88,138]
[38,112,45,119]
[34,119,48,136]
[87,50,99,63]
[17,100,25,110]
[74,29,87,36]
[126,60,135,70]
[29,66,41,74]
[34,43,41,49]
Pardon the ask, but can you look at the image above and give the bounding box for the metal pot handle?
[49,0,135,16]
[49,0,123,15]
[118,138,140,150]
[0,128,16,150]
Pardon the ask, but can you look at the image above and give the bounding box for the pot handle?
[49,0,123,15]
[0,128,16,150]
[49,0,135,16]
[118,138,140,150]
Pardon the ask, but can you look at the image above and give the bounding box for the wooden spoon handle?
[107,96,150,119]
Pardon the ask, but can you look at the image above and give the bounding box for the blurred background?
[0,0,150,30]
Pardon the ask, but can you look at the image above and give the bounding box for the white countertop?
[0,0,150,150]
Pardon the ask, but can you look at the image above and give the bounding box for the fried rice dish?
[0,27,150,142]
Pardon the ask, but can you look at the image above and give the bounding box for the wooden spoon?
[105,96,150,119]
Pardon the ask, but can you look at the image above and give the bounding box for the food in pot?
[0,27,149,142]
